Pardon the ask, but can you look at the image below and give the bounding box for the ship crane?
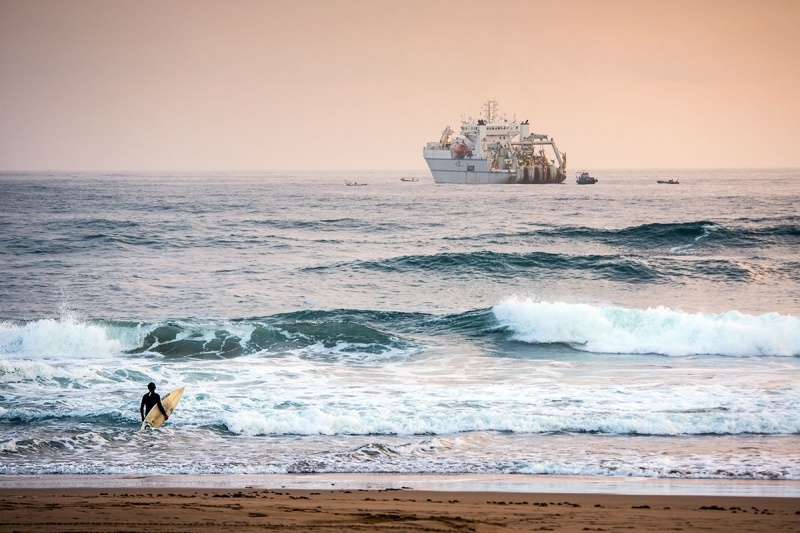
[512,134,566,169]
[438,126,454,149]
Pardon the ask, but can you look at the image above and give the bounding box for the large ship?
[423,101,567,184]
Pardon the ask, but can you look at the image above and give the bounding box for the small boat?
[400,177,419,182]
[575,171,598,185]
[345,180,367,186]
[656,179,679,184]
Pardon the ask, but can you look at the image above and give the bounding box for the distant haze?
[1,0,799,171]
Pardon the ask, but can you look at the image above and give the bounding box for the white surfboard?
[141,387,184,430]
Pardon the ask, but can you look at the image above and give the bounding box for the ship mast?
[483,100,499,123]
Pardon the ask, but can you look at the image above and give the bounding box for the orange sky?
[1,0,798,171]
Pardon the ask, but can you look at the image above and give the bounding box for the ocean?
[1,169,799,487]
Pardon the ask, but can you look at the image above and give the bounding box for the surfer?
[140,382,169,422]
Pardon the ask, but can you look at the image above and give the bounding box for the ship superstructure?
[423,101,567,184]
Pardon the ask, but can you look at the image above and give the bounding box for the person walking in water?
[140,382,168,422]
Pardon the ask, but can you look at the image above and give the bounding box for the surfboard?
[141,387,184,430]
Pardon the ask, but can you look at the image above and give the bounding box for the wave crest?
[0,313,417,362]
[493,296,800,357]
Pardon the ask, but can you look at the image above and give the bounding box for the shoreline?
[1,485,797,532]
[2,473,799,497]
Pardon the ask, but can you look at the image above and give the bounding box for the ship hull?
[424,154,513,184]
[424,152,565,184]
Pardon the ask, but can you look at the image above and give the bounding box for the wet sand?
[1,487,798,532]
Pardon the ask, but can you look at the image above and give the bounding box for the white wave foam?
[492,296,800,357]
[215,397,800,437]
[222,407,397,436]
[0,318,139,359]
[0,358,80,383]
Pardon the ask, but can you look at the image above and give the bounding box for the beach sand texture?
[1,488,798,532]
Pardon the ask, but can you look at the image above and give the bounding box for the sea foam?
[0,318,130,359]
[492,296,800,357]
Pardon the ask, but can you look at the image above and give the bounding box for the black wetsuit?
[140,391,168,421]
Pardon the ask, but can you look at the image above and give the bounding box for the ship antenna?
[483,100,499,123]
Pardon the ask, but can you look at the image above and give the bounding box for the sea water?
[0,169,798,483]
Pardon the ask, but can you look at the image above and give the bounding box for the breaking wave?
[2,300,798,361]
[0,311,419,363]
[493,296,800,357]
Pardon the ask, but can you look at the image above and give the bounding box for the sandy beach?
[1,485,798,532]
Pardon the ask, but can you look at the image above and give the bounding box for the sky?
[1,0,799,171]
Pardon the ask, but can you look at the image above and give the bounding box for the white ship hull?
[424,150,516,184]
